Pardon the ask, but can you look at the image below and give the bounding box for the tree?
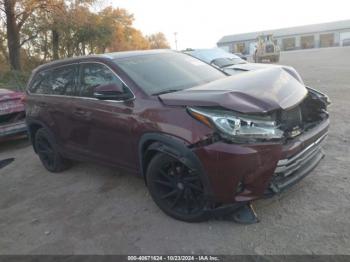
[0,24,8,62]
[0,0,169,73]
[0,0,64,70]
[147,32,170,49]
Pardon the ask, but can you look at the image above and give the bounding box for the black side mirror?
[93,83,130,100]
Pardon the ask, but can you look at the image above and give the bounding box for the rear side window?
[29,64,77,96]
[50,65,77,95]
[29,70,52,94]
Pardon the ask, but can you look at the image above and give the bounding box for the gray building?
[217,20,350,54]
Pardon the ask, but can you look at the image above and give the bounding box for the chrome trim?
[275,133,327,176]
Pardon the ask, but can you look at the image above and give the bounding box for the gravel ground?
[0,47,349,255]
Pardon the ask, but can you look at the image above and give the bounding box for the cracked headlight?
[188,107,284,142]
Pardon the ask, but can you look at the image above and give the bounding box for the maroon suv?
[26,50,330,222]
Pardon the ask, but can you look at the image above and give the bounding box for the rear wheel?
[34,128,71,172]
[146,153,208,222]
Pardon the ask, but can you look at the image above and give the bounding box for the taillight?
[20,94,27,103]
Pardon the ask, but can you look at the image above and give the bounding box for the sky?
[98,0,350,50]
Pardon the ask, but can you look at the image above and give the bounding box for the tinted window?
[29,70,52,94]
[29,64,77,95]
[50,65,77,95]
[79,63,128,98]
[114,52,225,95]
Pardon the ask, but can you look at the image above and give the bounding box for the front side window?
[79,63,129,98]
[114,52,226,95]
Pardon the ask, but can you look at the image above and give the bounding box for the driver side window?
[79,63,127,98]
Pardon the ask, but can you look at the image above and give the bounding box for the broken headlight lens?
[188,107,284,142]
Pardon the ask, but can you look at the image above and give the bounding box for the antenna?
[174,32,178,50]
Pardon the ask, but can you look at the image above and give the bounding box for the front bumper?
[266,132,327,196]
[0,120,27,139]
[193,119,329,203]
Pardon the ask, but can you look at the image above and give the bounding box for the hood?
[229,62,281,71]
[159,67,307,114]
[225,63,304,84]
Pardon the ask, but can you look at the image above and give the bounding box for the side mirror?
[93,83,127,100]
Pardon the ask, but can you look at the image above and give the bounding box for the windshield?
[114,52,225,95]
[186,48,246,67]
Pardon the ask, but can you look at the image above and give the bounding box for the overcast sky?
[98,0,349,50]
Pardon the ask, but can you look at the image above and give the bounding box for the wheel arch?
[26,119,51,153]
[138,133,212,197]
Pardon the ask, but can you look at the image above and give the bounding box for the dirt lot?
[1,47,349,255]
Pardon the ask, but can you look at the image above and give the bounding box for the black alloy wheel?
[147,153,207,222]
[34,128,71,172]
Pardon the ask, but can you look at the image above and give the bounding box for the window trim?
[28,63,79,96]
[78,61,135,102]
[28,61,135,103]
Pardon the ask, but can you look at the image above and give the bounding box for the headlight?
[188,107,284,142]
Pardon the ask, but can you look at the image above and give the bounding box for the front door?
[71,62,136,169]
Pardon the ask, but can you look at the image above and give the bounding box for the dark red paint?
[25,51,329,205]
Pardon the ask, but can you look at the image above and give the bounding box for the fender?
[138,132,213,198]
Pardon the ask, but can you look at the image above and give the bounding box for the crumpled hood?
[159,67,308,114]
[225,63,304,84]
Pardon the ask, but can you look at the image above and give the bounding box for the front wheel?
[146,153,208,222]
[34,128,71,172]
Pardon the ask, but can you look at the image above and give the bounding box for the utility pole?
[174,32,178,50]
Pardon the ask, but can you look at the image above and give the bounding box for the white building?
[217,20,350,54]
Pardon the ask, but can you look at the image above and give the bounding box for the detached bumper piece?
[266,133,327,195]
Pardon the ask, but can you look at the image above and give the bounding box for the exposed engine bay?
[278,87,330,139]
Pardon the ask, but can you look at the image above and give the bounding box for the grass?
[0,70,30,91]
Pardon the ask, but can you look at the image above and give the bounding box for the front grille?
[0,111,25,126]
[268,133,327,194]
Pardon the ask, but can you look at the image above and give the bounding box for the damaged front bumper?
[192,118,329,204]
[0,120,27,140]
[266,132,327,196]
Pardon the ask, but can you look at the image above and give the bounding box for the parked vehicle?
[233,52,248,61]
[254,34,280,63]
[26,50,330,222]
[185,48,305,84]
[0,88,27,141]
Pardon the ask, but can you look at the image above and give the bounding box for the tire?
[146,153,208,222]
[34,128,71,172]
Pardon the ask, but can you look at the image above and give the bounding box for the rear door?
[27,64,79,153]
[70,62,136,169]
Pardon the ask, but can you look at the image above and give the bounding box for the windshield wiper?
[152,89,180,96]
